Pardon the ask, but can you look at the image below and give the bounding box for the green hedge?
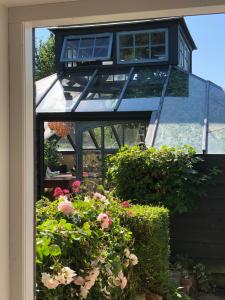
[123,205,170,296]
[107,145,213,213]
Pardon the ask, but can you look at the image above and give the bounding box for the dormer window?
[60,33,113,62]
[117,29,168,64]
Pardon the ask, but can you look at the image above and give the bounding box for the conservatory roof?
[36,66,225,155]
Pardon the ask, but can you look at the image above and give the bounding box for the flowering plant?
[36,186,138,299]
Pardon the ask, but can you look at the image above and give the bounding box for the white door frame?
[9,1,225,299]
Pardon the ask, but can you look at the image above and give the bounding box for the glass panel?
[57,137,74,152]
[82,131,96,149]
[208,84,225,153]
[120,48,134,61]
[151,46,166,60]
[118,98,160,111]
[154,73,207,153]
[104,126,119,149]
[61,33,112,62]
[120,34,133,47]
[135,33,149,46]
[166,68,189,97]
[76,99,117,112]
[83,151,102,178]
[124,123,146,146]
[151,32,165,45]
[35,74,57,105]
[36,72,93,113]
[92,127,102,146]
[135,47,149,60]
[123,67,167,98]
[83,70,129,100]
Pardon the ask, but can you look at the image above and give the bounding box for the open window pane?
[60,33,113,62]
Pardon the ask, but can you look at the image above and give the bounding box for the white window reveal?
[60,33,113,62]
[178,33,190,71]
[117,29,168,64]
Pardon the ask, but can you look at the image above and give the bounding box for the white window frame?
[8,2,225,300]
[117,28,169,64]
[60,33,113,62]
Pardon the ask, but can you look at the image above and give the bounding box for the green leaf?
[49,244,61,256]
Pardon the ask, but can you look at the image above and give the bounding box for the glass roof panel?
[123,67,167,99]
[36,71,93,113]
[208,84,225,154]
[118,98,160,111]
[35,74,57,105]
[154,69,206,153]
[76,69,129,112]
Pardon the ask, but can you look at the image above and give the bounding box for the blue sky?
[35,13,225,88]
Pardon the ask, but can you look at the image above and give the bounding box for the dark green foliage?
[44,138,62,169]
[107,145,214,213]
[123,205,170,296]
[35,33,56,81]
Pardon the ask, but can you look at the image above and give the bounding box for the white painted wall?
[0,4,9,300]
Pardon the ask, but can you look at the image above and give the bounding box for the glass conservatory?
[36,17,225,196]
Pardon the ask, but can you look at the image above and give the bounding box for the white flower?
[124,248,130,258]
[41,273,59,289]
[57,267,76,285]
[129,253,138,266]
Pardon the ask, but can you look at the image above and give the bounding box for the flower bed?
[36,184,170,299]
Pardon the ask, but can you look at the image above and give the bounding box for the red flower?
[83,172,89,177]
[71,180,81,193]
[122,201,130,208]
[63,189,70,194]
[53,187,64,198]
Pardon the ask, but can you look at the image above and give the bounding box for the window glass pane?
[83,151,102,178]
[208,84,225,153]
[154,73,206,153]
[151,32,165,45]
[94,47,108,57]
[120,48,134,61]
[123,67,167,98]
[124,123,146,146]
[135,47,149,60]
[57,137,74,151]
[151,46,166,60]
[61,34,112,62]
[135,33,149,46]
[120,35,133,47]
[166,68,189,97]
[104,126,119,149]
[83,70,129,100]
[82,131,96,149]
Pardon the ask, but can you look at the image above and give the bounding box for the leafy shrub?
[36,191,138,300]
[107,145,215,213]
[122,205,170,296]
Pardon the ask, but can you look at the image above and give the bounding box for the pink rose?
[58,199,74,215]
[71,180,81,193]
[53,187,64,198]
[74,276,85,286]
[129,254,138,265]
[57,267,76,285]
[122,201,130,208]
[83,172,89,177]
[97,213,112,230]
[41,273,59,289]
[118,271,127,289]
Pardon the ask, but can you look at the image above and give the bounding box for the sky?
[35,13,225,88]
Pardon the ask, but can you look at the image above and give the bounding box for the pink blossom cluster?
[97,213,113,230]
[41,267,76,289]
[74,268,100,299]
[123,248,139,266]
[53,180,81,199]
[57,196,74,215]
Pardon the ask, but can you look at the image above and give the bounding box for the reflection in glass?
[166,68,189,97]
[154,74,206,153]
[123,67,167,98]
[37,72,93,112]
[104,126,120,149]
[124,123,146,146]
[83,70,129,100]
